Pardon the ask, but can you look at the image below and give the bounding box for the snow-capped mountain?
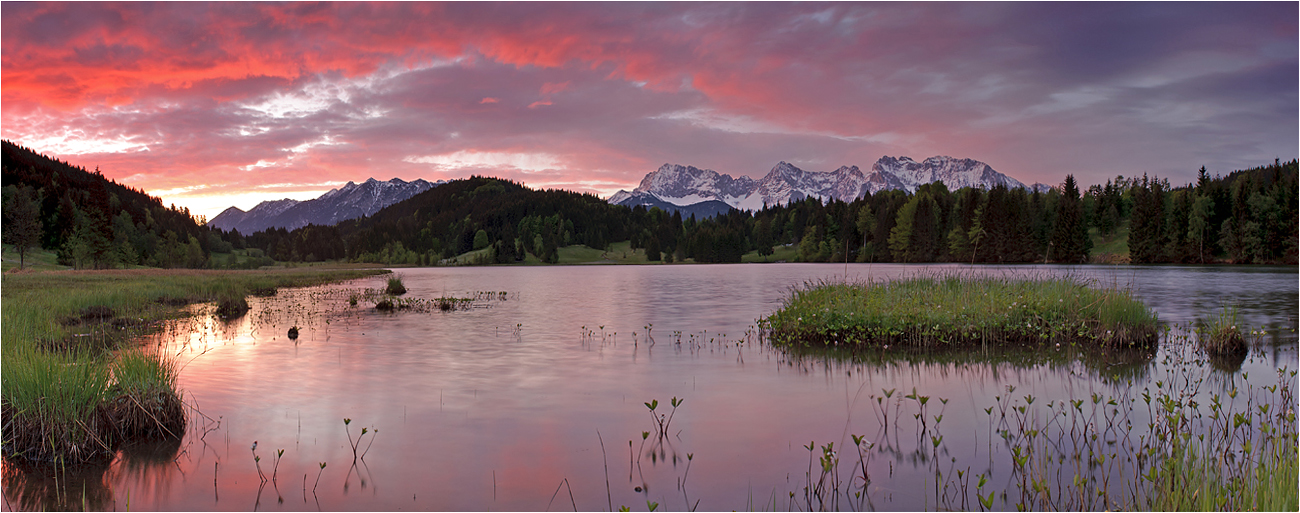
[871,156,1026,192]
[210,177,442,233]
[609,156,1039,213]
[609,164,756,207]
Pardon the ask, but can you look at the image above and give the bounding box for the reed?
[385,275,407,295]
[761,274,1159,350]
[1,267,387,465]
[0,346,113,462]
[105,348,185,440]
[1197,303,1247,356]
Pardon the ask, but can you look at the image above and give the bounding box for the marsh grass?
[1,267,387,465]
[1197,303,1247,356]
[761,274,1159,350]
[775,326,1295,512]
[1,346,113,462]
[385,275,407,295]
[106,348,185,440]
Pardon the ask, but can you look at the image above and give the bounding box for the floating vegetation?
[343,287,504,313]
[1198,303,1248,356]
[385,275,407,296]
[214,292,249,319]
[768,330,1296,512]
[761,274,1159,351]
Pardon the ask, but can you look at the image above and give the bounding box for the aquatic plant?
[0,346,113,463]
[644,397,683,439]
[761,274,1159,350]
[1,267,388,465]
[105,348,185,441]
[1198,303,1246,356]
[214,291,249,319]
[344,418,376,463]
[314,462,326,493]
[385,275,407,296]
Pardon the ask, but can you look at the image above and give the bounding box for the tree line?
[2,140,230,269]
[246,159,1295,266]
[4,137,1295,269]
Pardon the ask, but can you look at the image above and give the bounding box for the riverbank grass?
[2,267,389,464]
[761,275,1158,349]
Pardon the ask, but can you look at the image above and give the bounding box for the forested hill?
[5,137,1293,270]
[246,161,1297,266]
[2,140,221,268]
[243,177,639,264]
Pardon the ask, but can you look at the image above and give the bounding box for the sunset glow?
[2,2,1295,219]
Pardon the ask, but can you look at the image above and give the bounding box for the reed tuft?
[760,274,1159,350]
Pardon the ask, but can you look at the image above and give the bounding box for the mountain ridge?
[610,156,1050,212]
[210,177,442,233]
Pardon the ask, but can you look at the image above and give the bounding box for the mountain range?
[609,156,1049,214]
[209,177,441,233]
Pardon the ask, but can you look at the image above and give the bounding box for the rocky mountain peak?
[210,177,441,233]
[610,155,1035,213]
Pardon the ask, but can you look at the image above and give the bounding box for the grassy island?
[1,267,388,464]
[761,275,1159,350]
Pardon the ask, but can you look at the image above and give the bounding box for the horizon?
[3,2,1296,220]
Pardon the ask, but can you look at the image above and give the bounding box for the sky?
[2,2,1296,220]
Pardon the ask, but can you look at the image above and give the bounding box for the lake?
[2,263,1296,511]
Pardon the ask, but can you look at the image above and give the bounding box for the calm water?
[3,264,1297,511]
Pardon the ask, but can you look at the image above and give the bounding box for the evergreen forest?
[4,139,1296,269]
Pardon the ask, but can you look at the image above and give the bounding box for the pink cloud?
[0,2,1293,219]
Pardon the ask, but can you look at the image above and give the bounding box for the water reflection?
[1,437,182,511]
[777,338,1159,383]
[2,264,1295,511]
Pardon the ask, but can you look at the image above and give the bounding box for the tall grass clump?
[1,346,113,463]
[214,290,250,319]
[106,348,185,440]
[760,274,1159,350]
[385,274,407,295]
[2,267,387,465]
[1197,303,1246,356]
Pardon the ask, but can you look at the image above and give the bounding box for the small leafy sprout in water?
[272,448,285,481]
[642,431,650,440]
[344,418,375,462]
[647,501,659,511]
[314,462,327,492]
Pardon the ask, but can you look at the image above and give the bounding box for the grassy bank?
[1,266,388,464]
[761,274,1159,350]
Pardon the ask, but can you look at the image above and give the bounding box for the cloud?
[405,150,563,173]
[1,2,1294,218]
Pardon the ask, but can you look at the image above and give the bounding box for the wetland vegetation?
[1,262,1295,511]
[762,275,1159,350]
[1,267,388,465]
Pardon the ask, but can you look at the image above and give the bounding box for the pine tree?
[1049,175,1089,263]
[2,184,44,269]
